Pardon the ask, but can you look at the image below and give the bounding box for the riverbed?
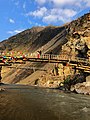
[0,84,90,120]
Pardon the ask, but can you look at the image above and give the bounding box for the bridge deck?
[0,53,89,73]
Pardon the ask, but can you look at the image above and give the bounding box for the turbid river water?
[0,84,90,120]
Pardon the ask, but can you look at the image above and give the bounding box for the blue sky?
[0,0,90,41]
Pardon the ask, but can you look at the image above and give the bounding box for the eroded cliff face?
[1,13,90,89]
[62,13,90,59]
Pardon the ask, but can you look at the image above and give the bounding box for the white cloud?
[43,15,57,23]
[35,0,90,8]
[62,9,77,17]
[29,7,77,23]
[84,0,90,7]
[35,0,46,5]
[26,7,47,18]
[43,8,76,23]
[7,29,24,35]
[35,0,83,7]
[50,0,81,7]
[26,0,90,24]
[9,19,15,24]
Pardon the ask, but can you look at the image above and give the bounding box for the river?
[0,84,90,120]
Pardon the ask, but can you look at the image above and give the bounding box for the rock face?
[86,75,90,82]
[71,82,90,95]
[0,13,90,90]
[70,75,90,94]
[0,87,5,92]
[62,13,90,59]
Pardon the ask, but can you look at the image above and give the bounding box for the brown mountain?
[1,13,90,88]
[0,26,67,53]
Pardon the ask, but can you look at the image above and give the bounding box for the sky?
[0,0,90,41]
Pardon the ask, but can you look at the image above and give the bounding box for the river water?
[0,84,90,120]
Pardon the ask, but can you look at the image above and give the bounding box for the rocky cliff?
[1,13,90,91]
[62,13,90,58]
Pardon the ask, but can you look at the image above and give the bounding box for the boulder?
[70,82,90,95]
[86,76,90,82]
[0,88,5,92]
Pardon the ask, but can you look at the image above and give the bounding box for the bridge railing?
[41,54,70,60]
[40,54,90,63]
[0,52,89,64]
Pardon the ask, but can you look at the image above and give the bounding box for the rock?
[0,88,5,92]
[70,82,90,95]
[86,76,90,82]
[0,82,4,85]
[70,85,75,92]
[63,66,72,78]
[52,67,58,76]
[84,37,90,49]
[58,64,64,77]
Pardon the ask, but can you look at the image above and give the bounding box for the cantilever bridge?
[0,52,90,73]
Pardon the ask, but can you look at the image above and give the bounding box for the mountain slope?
[0,26,66,53]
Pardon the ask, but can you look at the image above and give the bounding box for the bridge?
[0,52,89,66]
[0,52,89,72]
[0,52,90,84]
